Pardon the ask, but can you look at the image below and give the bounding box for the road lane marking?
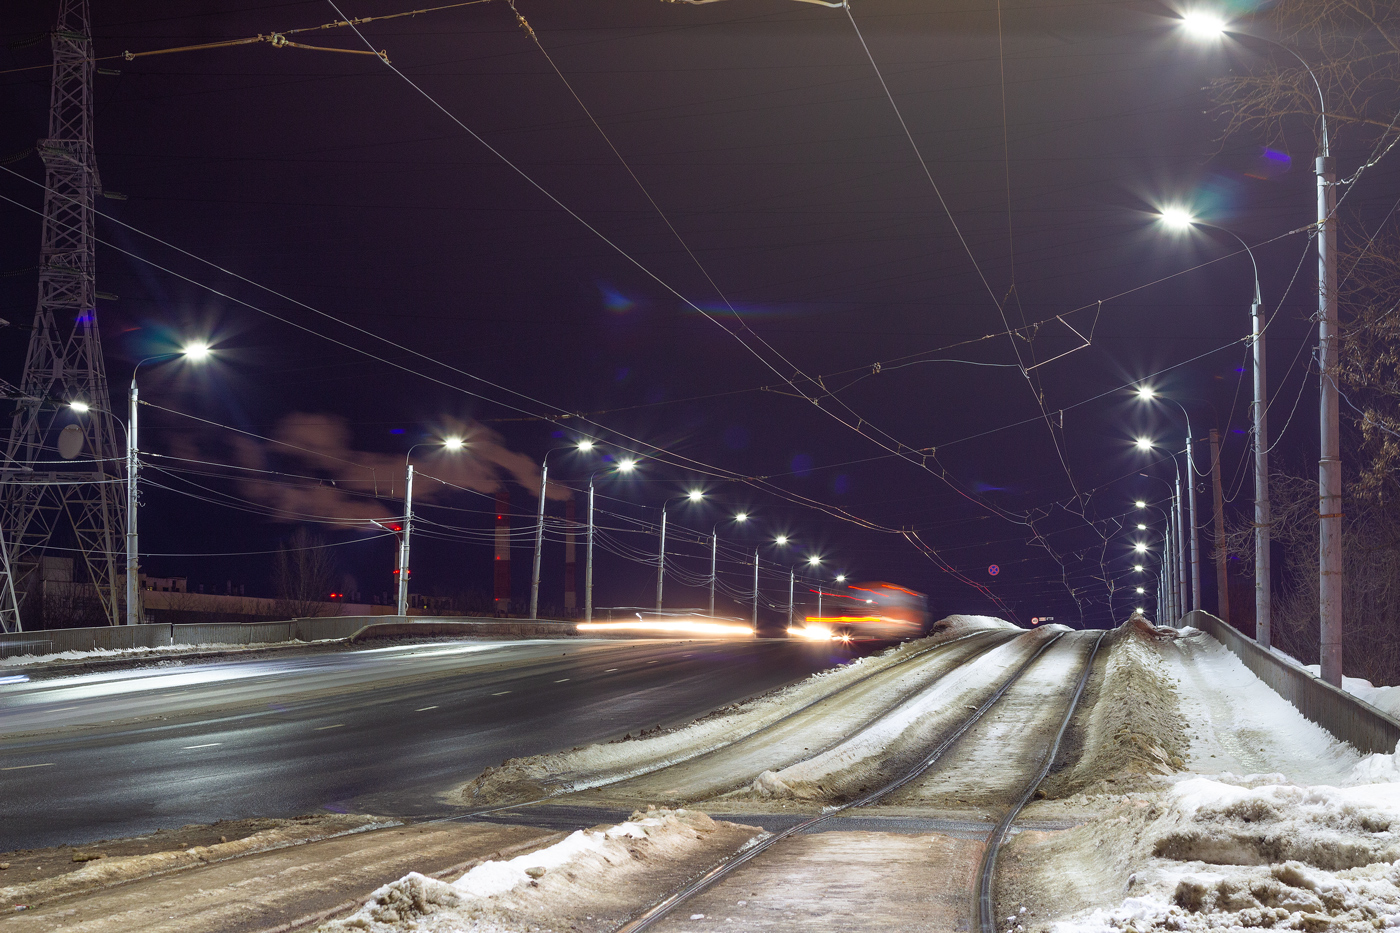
[182,743,222,750]
[647,660,659,664]
[492,691,510,696]
[415,706,438,712]
[314,724,345,731]
[52,706,79,712]
[1,763,54,771]
[604,668,619,673]
[554,678,570,683]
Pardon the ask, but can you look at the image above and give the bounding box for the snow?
[1264,645,1400,719]
[0,642,285,667]
[317,808,761,933]
[462,621,1018,804]
[1047,776,1400,933]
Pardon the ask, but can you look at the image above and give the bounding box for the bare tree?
[273,527,338,619]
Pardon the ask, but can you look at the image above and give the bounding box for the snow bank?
[0,642,287,667]
[1039,626,1188,799]
[933,614,1022,635]
[1045,777,1400,933]
[459,631,986,804]
[318,808,761,933]
[732,635,1041,802]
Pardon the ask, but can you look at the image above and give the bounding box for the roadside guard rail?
[1184,609,1400,755]
[0,616,577,660]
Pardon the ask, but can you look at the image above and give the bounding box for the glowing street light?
[1157,206,1196,231]
[1137,523,1148,531]
[118,343,214,625]
[1134,500,1147,509]
[658,489,706,612]
[1134,542,1149,554]
[443,436,465,451]
[69,400,90,413]
[709,509,750,618]
[531,440,597,620]
[1135,437,1154,451]
[1133,564,1144,572]
[1135,385,1156,400]
[397,435,466,616]
[775,534,789,546]
[1179,9,1227,40]
[1136,586,1146,595]
[616,457,637,473]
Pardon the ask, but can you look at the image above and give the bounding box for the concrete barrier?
[349,619,577,641]
[0,615,578,659]
[1185,609,1400,755]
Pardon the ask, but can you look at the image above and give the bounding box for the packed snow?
[317,808,762,933]
[461,616,1020,804]
[0,641,286,667]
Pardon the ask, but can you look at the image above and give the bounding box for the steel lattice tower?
[0,0,124,633]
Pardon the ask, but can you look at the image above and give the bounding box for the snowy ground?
[459,616,1027,807]
[1005,627,1400,933]
[316,809,762,933]
[0,641,292,668]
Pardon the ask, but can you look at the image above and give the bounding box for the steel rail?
[429,629,1014,827]
[976,630,1107,933]
[611,630,1072,933]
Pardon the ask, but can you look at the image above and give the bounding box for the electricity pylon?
[0,0,125,633]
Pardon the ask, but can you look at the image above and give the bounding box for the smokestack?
[494,489,511,615]
[564,498,577,612]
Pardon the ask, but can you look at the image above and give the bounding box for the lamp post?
[657,489,704,613]
[751,534,788,628]
[789,555,821,628]
[530,440,594,621]
[711,512,748,618]
[1181,8,1339,683]
[97,342,211,626]
[397,436,464,616]
[1157,215,1271,638]
[1135,438,1182,620]
[585,455,637,623]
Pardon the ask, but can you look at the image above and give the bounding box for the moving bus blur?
[788,581,930,641]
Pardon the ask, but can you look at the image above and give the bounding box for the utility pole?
[396,465,413,616]
[1186,439,1201,612]
[656,507,667,613]
[1318,151,1343,685]
[708,531,717,618]
[1175,467,1188,618]
[1210,428,1229,625]
[1251,283,1272,649]
[0,0,124,631]
[529,460,547,620]
[584,480,594,623]
[564,499,577,615]
[751,548,759,628]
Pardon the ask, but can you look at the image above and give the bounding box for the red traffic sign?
[988,564,1000,576]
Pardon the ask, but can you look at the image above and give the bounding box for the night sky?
[1,0,1387,626]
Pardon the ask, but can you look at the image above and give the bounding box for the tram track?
[610,629,1107,933]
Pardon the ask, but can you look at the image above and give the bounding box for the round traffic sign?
[988,564,1000,576]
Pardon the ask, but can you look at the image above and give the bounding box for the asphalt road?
[0,636,876,850]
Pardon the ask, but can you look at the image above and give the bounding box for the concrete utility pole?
[584,480,594,623]
[494,490,510,613]
[1186,439,1201,612]
[656,507,667,613]
[396,465,413,616]
[751,548,759,628]
[564,498,576,613]
[126,379,138,625]
[1318,149,1343,685]
[1210,429,1229,625]
[1251,282,1272,648]
[708,530,717,618]
[1175,466,1188,617]
[529,458,547,620]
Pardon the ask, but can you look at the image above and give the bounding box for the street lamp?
[1179,8,1340,683]
[1134,385,1200,617]
[584,454,637,623]
[751,534,790,628]
[1157,210,1271,642]
[789,555,821,628]
[396,437,464,616]
[656,489,705,612]
[710,511,748,618]
[530,440,595,621]
[101,343,213,626]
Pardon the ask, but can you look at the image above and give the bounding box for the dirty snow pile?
[461,618,1015,805]
[1047,775,1400,933]
[318,808,759,933]
[1039,625,1189,800]
[0,642,285,667]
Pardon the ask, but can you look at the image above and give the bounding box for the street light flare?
[182,341,212,361]
[443,436,465,451]
[775,535,789,545]
[1134,500,1147,509]
[1135,437,1154,451]
[1158,206,1197,230]
[1134,542,1149,553]
[577,439,594,452]
[69,400,90,413]
[1180,9,1228,39]
[734,512,748,523]
[616,457,637,473]
[807,555,821,566]
[1135,385,1156,400]
[687,489,704,502]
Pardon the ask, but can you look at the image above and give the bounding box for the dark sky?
[0,0,1387,625]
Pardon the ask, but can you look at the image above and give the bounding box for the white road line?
[415,706,438,712]
[51,706,79,712]
[492,691,510,696]
[314,724,345,731]
[554,678,570,683]
[604,668,620,673]
[1,763,54,771]
[182,743,222,750]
